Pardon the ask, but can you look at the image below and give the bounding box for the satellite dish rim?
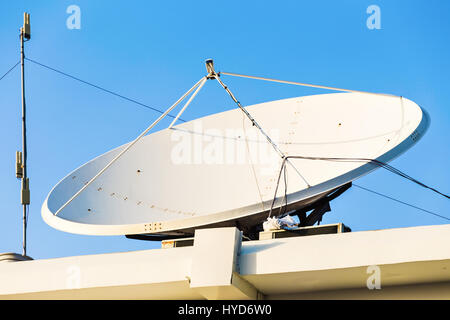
[41,94,430,236]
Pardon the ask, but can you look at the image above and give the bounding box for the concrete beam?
[189,227,262,300]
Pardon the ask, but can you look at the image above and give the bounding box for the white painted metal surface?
[42,93,429,235]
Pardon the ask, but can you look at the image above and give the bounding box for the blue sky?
[0,0,449,259]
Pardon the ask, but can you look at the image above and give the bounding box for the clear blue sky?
[0,1,448,259]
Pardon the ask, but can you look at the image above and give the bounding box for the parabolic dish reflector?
[42,93,429,236]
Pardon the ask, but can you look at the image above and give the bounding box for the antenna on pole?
[17,12,31,258]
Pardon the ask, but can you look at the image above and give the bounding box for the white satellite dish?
[41,60,429,239]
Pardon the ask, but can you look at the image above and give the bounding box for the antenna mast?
[17,13,31,257]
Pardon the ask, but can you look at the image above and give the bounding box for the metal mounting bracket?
[205,59,218,79]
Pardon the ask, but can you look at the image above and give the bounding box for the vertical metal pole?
[20,29,28,257]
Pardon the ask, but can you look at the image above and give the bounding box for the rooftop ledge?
[1,223,450,300]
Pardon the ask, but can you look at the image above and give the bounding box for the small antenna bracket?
[21,12,31,40]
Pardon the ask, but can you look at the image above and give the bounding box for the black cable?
[353,184,450,222]
[286,155,449,200]
[284,164,288,215]
[0,61,20,82]
[268,155,449,222]
[278,163,288,216]
[25,58,186,122]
